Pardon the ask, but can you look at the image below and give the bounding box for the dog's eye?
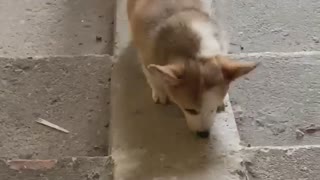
[184,108,199,115]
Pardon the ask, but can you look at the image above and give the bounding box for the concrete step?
[0,157,113,180]
[229,52,320,147]
[111,44,245,180]
[0,55,112,159]
[243,146,320,180]
[111,0,246,179]
[0,0,115,57]
[222,0,320,53]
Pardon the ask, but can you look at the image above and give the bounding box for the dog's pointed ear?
[218,56,259,81]
[148,64,184,86]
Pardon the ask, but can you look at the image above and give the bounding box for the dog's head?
[148,55,258,137]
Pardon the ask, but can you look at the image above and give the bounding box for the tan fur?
[127,0,258,133]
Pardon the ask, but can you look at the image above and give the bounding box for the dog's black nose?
[196,131,210,138]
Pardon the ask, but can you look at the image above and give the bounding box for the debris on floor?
[36,118,70,134]
[299,124,320,134]
[295,129,305,139]
[217,104,226,113]
[96,36,102,42]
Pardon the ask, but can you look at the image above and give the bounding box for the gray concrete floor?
[0,0,115,57]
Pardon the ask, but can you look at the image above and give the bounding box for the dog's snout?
[196,131,210,138]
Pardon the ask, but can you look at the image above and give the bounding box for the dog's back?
[128,0,203,30]
[127,0,211,64]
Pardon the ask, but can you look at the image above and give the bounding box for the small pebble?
[4,63,13,68]
[233,105,244,122]
[296,129,305,139]
[92,173,100,179]
[96,36,102,42]
[271,28,283,33]
[312,36,320,43]
[282,32,289,37]
[14,69,23,73]
[217,104,225,113]
[300,166,309,172]
[271,126,286,136]
[18,153,33,159]
[255,119,265,127]
[93,145,101,150]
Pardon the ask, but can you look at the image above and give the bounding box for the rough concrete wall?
[225,0,320,53]
[230,53,320,146]
[244,147,320,180]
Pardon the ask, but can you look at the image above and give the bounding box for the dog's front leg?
[141,65,169,105]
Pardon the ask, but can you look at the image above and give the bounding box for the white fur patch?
[182,87,223,132]
[190,20,222,58]
[200,88,224,130]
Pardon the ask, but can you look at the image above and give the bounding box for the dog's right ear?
[148,64,184,86]
[218,56,259,82]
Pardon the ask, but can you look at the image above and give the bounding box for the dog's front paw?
[152,89,169,105]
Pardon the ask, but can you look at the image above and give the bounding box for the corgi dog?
[127,0,258,138]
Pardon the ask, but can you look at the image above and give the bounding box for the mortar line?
[244,145,320,150]
[1,51,320,60]
[230,51,320,58]
[0,54,112,60]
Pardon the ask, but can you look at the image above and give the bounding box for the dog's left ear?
[148,63,184,86]
[218,56,259,81]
